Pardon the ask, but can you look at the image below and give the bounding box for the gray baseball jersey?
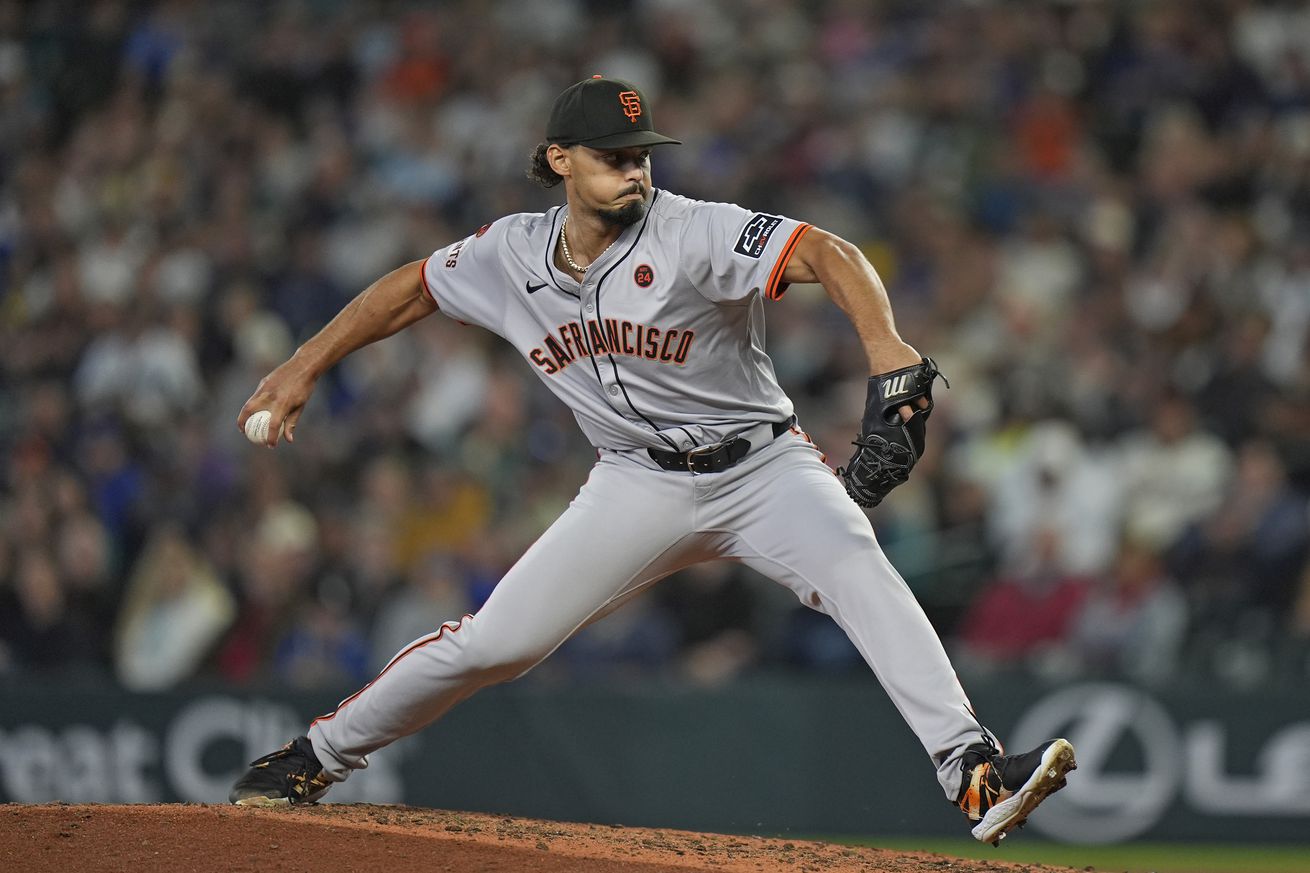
[419,190,804,452]
[305,190,985,803]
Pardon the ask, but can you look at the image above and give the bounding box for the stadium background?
[1,0,1309,865]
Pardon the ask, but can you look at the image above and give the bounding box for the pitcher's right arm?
[237,259,436,447]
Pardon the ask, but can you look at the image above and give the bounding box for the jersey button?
[607,385,619,396]
[585,303,594,313]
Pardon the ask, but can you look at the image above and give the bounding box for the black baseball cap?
[546,76,682,149]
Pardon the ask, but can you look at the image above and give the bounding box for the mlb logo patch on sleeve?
[733,213,784,259]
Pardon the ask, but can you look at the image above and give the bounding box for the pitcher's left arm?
[782,228,947,508]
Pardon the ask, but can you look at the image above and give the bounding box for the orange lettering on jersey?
[544,335,571,370]
[604,319,622,353]
[644,326,661,359]
[587,320,610,354]
[619,90,642,123]
[568,322,590,358]
[557,324,576,359]
[530,349,559,375]
[659,329,677,362]
[673,330,695,364]
[531,321,695,374]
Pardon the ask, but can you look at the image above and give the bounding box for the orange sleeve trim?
[765,223,812,301]
[310,614,472,726]
[418,255,438,306]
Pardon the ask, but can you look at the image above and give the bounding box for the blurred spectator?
[552,586,678,681]
[955,529,1091,675]
[370,552,472,670]
[393,467,494,568]
[54,508,117,664]
[1054,538,1189,685]
[1170,440,1310,683]
[0,548,102,675]
[903,476,997,634]
[1,0,1308,690]
[987,420,1123,577]
[114,524,236,690]
[1117,392,1234,552]
[214,501,320,683]
[659,562,762,686]
[273,598,372,690]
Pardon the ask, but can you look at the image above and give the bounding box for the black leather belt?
[647,417,795,474]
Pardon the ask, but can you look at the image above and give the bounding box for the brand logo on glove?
[882,374,912,399]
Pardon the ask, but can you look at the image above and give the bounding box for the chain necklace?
[560,217,588,273]
[561,216,620,275]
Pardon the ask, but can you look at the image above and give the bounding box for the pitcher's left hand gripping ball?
[839,356,947,507]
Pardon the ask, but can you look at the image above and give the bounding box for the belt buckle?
[685,436,735,473]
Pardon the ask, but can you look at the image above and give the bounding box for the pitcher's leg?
[719,438,982,799]
[310,456,696,781]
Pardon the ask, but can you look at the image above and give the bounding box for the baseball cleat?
[956,737,1076,846]
[228,735,333,806]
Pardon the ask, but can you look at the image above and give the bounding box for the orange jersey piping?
[419,255,437,305]
[311,614,473,726]
[765,223,812,300]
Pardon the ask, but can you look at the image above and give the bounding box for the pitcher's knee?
[457,625,551,683]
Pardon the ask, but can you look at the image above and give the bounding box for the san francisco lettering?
[529,319,696,375]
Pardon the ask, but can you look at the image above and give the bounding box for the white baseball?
[244,410,276,445]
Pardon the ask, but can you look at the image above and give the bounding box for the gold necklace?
[560,217,587,273]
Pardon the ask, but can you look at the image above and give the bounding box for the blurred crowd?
[3,0,1310,693]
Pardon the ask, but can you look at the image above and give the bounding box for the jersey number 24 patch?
[733,213,784,259]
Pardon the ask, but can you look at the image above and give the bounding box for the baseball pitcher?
[229,76,1075,845]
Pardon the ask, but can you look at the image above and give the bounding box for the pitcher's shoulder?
[455,209,560,258]
[495,208,561,240]
[649,190,731,220]
[651,190,761,228]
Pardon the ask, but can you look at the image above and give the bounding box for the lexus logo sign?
[1010,683,1185,843]
[1010,683,1310,843]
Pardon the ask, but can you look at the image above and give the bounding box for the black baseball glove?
[838,356,947,508]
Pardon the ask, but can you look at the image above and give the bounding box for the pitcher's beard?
[598,197,647,228]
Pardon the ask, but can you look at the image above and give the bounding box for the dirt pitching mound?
[2,803,1081,872]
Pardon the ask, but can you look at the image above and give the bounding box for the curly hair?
[526,142,565,188]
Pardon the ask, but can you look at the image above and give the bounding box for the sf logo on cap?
[619,90,642,123]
